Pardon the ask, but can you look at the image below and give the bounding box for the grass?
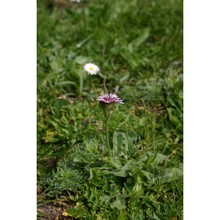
[37,0,183,219]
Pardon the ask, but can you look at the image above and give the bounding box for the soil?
[37,204,74,220]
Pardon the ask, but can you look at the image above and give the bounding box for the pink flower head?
[97,94,124,104]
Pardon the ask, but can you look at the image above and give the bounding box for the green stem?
[98,72,108,93]
[103,75,108,93]
[79,74,83,97]
[105,115,111,157]
[102,107,112,158]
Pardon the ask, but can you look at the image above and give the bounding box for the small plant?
[97,93,124,158]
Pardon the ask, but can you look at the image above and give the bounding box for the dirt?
[37,204,74,220]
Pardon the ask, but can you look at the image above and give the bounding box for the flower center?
[104,97,114,102]
[89,67,94,71]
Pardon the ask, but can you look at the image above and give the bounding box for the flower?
[97,94,124,104]
[83,63,100,75]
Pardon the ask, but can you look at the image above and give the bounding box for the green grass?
[37,0,183,219]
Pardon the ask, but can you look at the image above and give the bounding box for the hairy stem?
[105,115,111,157]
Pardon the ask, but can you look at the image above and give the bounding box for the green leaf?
[74,56,91,65]
[67,206,90,218]
[119,72,130,84]
[110,199,126,210]
[147,152,169,165]
[158,167,183,183]
[57,81,77,86]
[111,162,131,177]
[113,131,129,155]
[73,153,99,164]
[167,107,181,127]
[100,195,112,205]
[129,28,150,48]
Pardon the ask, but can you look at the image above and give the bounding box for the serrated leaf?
[73,153,99,163]
[113,131,129,155]
[100,195,111,205]
[111,162,131,177]
[110,199,126,210]
[158,167,183,183]
[67,206,90,218]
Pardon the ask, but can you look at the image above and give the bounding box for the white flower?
[83,63,100,75]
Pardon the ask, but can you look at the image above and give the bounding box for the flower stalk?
[104,109,111,157]
[81,63,100,97]
[97,94,124,158]
[79,73,83,97]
